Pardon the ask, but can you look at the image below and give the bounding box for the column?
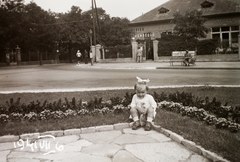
[102,47,105,59]
[132,40,138,62]
[238,34,240,60]
[91,45,96,62]
[5,48,10,66]
[153,40,159,61]
[16,45,21,65]
[143,42,146,61]
[95,44,101,62]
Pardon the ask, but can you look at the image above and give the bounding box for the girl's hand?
[138,106,146,114]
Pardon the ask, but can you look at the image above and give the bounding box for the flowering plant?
[9,113,23,122]
[23,112,38,122]
[0,114,9,123]
[158,101,240,132]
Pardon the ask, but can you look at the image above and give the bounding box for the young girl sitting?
[130,77,157,131]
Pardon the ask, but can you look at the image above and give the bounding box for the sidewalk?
[76,61,240,70]
[0,124,228,162]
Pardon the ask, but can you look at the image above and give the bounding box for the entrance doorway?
[146,39,153,60]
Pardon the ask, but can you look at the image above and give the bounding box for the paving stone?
[20,133,40,141]
[81,131,121,144]
[146,133,171,143]
[40,130,64,137]
[125,142,192,162]
[64,129,81,136]
[54,135,80,144]
[0,142,17,151]
[35,139,64,155]
[123,127,158,135]
[0,150,10,162]
[183,154,211,162]
[113,123,130,130]
[8,151,43,159]
[8,158,40,162]
[170,132,184,143]
[113,134,157,145]
[96,125,114,132]
[58,145,82,153]
[81,144,121,158]
[68,139,93,147]
[80,127,96,134]
[0,135,19,143]
[40,152,112,162]
[112,150,142,162]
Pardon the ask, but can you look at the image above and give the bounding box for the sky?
[24,0,169,20]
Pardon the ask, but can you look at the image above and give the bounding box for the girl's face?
[136,85,147,99]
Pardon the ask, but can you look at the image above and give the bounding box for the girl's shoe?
[144,121,152,131]
[132,120,140,130]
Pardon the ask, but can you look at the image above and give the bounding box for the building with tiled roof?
[130,0,240,51]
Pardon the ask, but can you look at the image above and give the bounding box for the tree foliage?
[0,1,132,63]
[173,10,210,39]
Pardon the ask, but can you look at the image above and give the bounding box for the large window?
[231,32,239,43]
[211,26,239,49]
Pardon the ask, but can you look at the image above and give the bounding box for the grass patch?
[155,109,240,162]
[0,113,129,136]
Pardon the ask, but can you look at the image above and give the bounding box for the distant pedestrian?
[84,49,88,64]
[183,50,191,66]
[137,47,143,63]
[76,50,81,65]
[89,49,93,65]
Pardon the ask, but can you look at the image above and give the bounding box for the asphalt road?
[0,64,240,92]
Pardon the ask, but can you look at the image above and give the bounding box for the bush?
[104,45,132,59]
[157,35,220,56]
[157,35,197,56]
[197,39,218,55]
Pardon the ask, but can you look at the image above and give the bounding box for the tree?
[173,10,209,39]
[101,17,132,46]
[57,6,91,63]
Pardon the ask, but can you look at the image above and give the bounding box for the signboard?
[172,51,196,57]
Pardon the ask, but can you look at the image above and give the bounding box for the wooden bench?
[170,51,196,66]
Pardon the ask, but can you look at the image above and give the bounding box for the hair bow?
[136,76,150,84]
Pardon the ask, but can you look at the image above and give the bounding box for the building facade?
[130,0,240,51]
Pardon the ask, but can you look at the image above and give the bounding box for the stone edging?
[157,127,230,162]
[0,122,230,162]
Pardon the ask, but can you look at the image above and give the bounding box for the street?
[0,64,240,92]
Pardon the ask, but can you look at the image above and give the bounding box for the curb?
[0,123,230,162]
[156,127,230,162]
[75,64,240,70]
[156,67,240,70]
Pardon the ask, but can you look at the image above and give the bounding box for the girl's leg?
[130,106,141,130]
[144,107,155,131]
[130,106,140,122]
[146,107,154,123]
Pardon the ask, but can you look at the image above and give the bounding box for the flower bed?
[0,91,239,132]
[158,101,240,132]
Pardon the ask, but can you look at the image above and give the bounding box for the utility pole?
[92,0,96,46]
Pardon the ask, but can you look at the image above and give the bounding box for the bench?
[170,51,196,66]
